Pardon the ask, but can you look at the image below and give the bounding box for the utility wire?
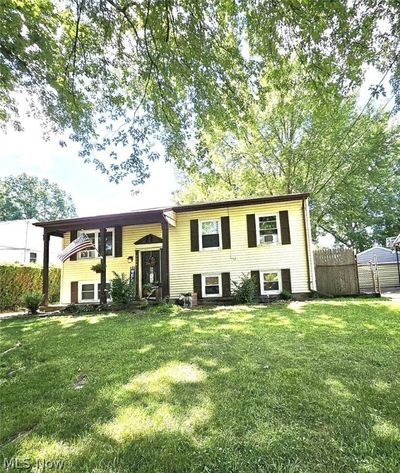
[314,91,397,196]
[312,73,396,188]
[314,92,397,226]
[288,27,399,183]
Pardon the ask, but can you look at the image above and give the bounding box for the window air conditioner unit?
[261,234,275,244]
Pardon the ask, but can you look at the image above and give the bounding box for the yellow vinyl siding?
[60,198,314,302]
[169,199,312,298]
[60,223,162,303]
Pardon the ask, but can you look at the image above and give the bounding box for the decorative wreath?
[146,256,157,267]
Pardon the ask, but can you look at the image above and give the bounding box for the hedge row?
[0,264,61,311]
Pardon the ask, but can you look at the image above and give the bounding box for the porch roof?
[33,208,166,235]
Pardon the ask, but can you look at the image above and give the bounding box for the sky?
[0,66,394,222]
[0,112,179,217]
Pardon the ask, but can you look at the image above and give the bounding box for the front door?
[141,250,161,289]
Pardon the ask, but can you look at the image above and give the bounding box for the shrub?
[146,301,182,316]
[0,264,60,311]
[24,291,42,314]
[62,304,97,314]
[110,272,134,305]
[280,290,292,301]
[232,273,257,304]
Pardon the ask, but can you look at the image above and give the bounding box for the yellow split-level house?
[34,193,316,304]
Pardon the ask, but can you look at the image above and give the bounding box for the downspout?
[24,219,29,263]
[302,198,312,292]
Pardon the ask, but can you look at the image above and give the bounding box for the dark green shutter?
[190,220,199,252]
[70,230,77,260]
[114,226,123,257]
[279,211,291,245]
[251,270,260,295]
[71,281,78,303]
[222,272,231,297]
[221,216,231,249]
[193,274,202,298]
[281,269,292,293]
[247,214,257,248]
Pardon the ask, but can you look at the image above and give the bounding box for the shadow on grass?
[1,299,400,472]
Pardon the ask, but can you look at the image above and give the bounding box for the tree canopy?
[1,0,400,184]
[0,174,77,221]
[175,64,400,251]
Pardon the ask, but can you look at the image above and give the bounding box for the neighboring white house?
[0,220,62,266]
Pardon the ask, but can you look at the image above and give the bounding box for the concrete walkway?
[381,289,400,302]
[0,311,27,320]
[0,304,67,320]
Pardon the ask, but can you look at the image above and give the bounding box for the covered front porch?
[34,208,176,305]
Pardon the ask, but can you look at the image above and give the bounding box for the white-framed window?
[256,214,280,245]
[29,252,37,263]
[78,281,111,302]
[199,219,220,250]
[202,274,222,297]
[78,229,114,259]
[260,271,281,295]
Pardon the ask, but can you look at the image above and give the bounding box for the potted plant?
[91,263,104,274]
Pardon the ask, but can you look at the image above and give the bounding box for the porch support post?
[42,230,50,306]
[135,249,140,300]
[100,227,107,304]
[161,222,170,298]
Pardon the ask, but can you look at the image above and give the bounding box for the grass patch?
[1,299,400,472]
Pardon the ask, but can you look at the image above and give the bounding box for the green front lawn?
[1,300,399,472]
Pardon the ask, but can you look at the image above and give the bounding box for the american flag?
[59,233,96,262]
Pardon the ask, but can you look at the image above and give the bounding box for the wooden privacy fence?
[314,248,359,296]
[358,262,400,293]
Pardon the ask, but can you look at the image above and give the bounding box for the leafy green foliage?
[232,273,257,304]
[0,174,76,221]
[62,304,97,314]
[279,290,292,301]
[146,301,182,316]
[23,291,42,314]
[175,65,400,250]
[1,1,400,184]
[90,263,103,273]
[0,264,60,311]
[110,272,134,306]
